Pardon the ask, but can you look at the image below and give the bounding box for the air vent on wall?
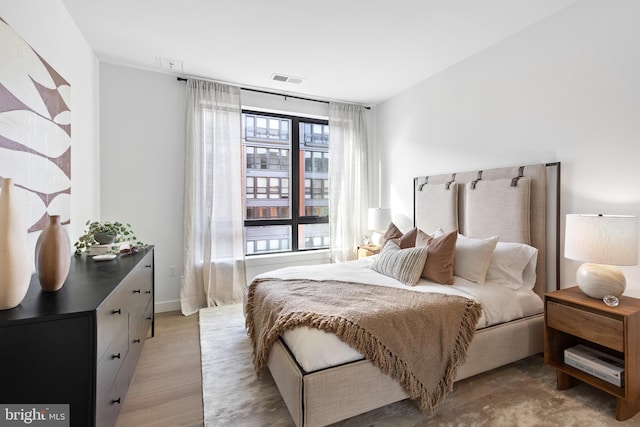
[271,73,304,84]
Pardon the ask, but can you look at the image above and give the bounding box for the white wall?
[99,67,379,311]
[375,0,640,296]
[99,64,186,313]
[1,1,101,249]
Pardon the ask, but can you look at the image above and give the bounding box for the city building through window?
[243,112,329,255]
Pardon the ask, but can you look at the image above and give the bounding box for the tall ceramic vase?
[0,178,33,310]
[35,215,71,292]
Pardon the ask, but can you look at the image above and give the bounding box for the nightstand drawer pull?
[133,338,141,343]
[547,301,623,351]
[144,264,152,268]
[112,308,122,315]
[133,289,141,294]
[111,398,121,405]
[112,353,121,359]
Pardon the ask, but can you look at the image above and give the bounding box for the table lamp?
[564,214,638,299]
[367,207,392,246]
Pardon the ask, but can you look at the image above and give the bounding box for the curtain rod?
[176,77,370,110]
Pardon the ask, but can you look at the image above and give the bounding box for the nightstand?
[357,244,381,259]
[544,286,640,421]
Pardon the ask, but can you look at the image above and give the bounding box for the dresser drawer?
[96,284,130,358]
[122,252,154,317]
[124,251,153,291]
[96,322,128,402]
[129,284,152,320]
[96,355,130,427]
[547,300,624,351]
[132,299,153,343]
[128,300,153,377]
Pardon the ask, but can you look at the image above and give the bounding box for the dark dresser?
[0,246,154,427]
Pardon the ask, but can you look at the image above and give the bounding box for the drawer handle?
[133,338,141,343]
[133,289,141,294]
[145,290,151,294]
[146,316,152,321]
[112,353,121,359]
[144,264,152,269]
[111,398,121,405]
[112,308,122,315]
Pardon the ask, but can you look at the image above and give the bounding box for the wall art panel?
[0,17,71,232]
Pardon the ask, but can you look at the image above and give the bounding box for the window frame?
[242,110,329,255]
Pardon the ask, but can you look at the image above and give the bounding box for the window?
[242,112,329,255]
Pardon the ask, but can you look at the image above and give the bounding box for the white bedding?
[253,256,543,373]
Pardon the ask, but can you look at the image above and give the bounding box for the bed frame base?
[268,314,543,427]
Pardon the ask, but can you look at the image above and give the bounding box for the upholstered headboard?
[414,163,560,298]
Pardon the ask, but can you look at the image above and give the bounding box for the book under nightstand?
[564,344,625,387]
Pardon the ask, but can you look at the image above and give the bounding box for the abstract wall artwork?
[0,17,71,232]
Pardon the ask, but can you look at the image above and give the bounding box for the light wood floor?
[116,311,204,427]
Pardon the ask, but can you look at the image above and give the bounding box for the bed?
[245,162,561,427]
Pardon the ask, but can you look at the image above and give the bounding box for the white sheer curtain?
[180,79,246,315]
[329,102,369,262]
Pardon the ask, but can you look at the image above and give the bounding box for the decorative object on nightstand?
[367,207,392,246]
[544,287,640,421]
[564,214,637,300]
[357,244,381,259]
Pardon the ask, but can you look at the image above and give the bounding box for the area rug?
[200,304,640,426]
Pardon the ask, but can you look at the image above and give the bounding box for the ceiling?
[60,0,577,105]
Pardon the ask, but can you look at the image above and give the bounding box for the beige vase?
[0,178,33,310]
[35,215,71,292]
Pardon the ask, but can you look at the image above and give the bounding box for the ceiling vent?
[156,57,184,72]
[271,73,304,84]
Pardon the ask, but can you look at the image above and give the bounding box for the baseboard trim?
[156,299,181,313]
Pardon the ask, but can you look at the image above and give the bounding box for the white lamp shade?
[368,207,392,231]
[565,214,638,266]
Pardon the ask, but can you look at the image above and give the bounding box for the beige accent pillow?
[416,229,457,285]
[371,240,428,286]
[454,234,499,284]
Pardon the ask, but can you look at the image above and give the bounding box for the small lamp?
[367,207,392,246]
[564,214,638,299]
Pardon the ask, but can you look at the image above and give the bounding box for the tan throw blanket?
[246,278,482,414]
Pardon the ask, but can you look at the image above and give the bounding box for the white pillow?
[485,242,538,291]
[454,234,498,284]
[431,227,445,237]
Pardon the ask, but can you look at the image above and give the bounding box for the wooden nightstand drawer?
[547,300,624,351]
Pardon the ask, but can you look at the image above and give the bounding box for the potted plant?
[74,220,145,255]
